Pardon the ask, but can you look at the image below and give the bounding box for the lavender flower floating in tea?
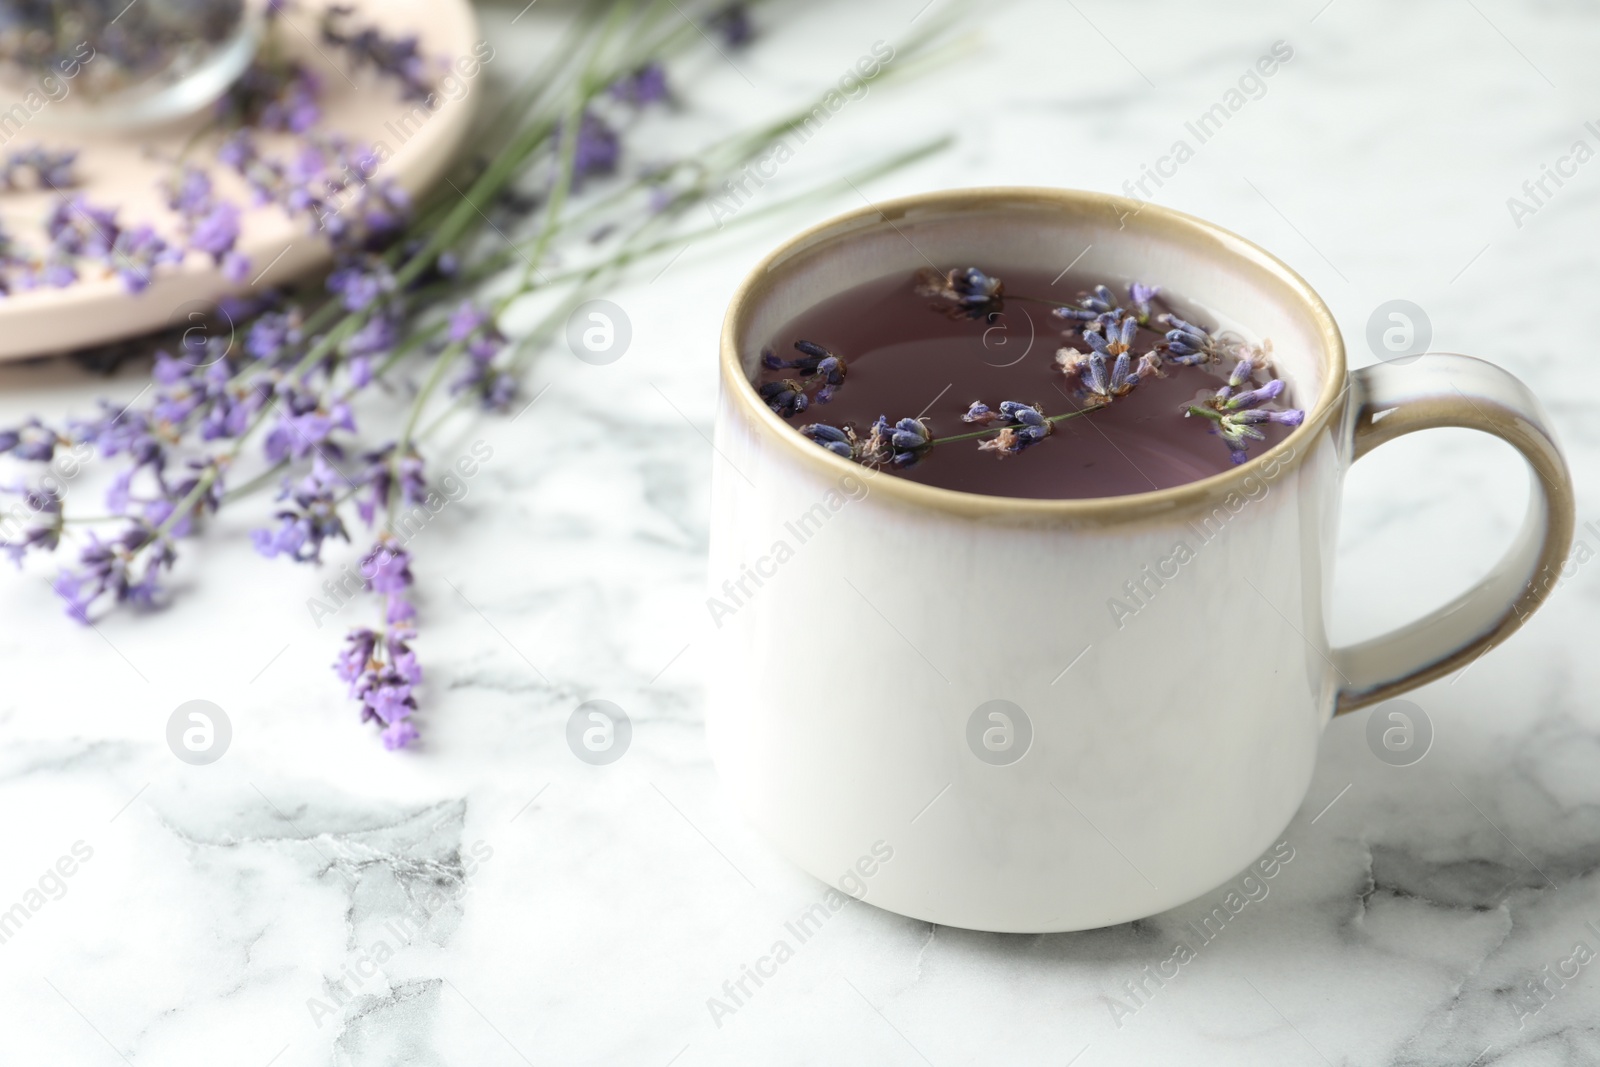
[757,268,1305,500]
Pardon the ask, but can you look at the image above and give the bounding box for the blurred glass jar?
[0,0,260,128]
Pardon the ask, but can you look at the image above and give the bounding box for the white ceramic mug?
[707,188,1574,932]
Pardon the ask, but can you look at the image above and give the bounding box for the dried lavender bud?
[1128,281,1160,323]
[1187,364,1304,464]
[914,266,1003,319]
[759,379,808,418]
[800,422,854,458]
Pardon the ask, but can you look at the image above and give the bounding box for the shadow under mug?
[707,187,1574,933]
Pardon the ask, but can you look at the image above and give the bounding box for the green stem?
[929,407,1096,447]
[382,342,467,533]
[220,459,290,504]
[151,467,218,541]
[1009,294,1074,309]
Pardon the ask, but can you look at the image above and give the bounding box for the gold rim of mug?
[719,186,1348,521]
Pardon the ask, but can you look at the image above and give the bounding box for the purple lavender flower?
[336,623,422,749]
[33,193,184,294]
[799,422,855,458]
[914,267,1003,319]
[888,417,931,465]
[573,111,620,181]
[72,402,166,472]
[1082,351,1139,405]
[612,62,669,105]
[326,261,392,311]
[189,203,242,261]
[608,61,665,105]
[763,340,847,402]
[164,166,214,218]
[759,379,808,418]
[363,541,413,595]
[335,627,378,684]
[224,53,324,132]
[380,720,419,750]
[448,301,488,343]
[1052,284,1123,329]
[1085,316,1138,358]
[1128,282,1160,324]
[709,4,754,47]
[342,310,401,361]
[1057,318,1145,406]
[970,401,1052,457]
[1158,313,1246,367]
[220,131,411,254]
[3,146,78,190]
[1186,360,1305,463]
[858,415,931,467]
[52,523,178,622]
[246,309,303,362]
[223,251,253,285]
[0,483,63,565]
[447,302,515,410]
[251,458,350,563]
[112,225,182,293]
[262,389,357,463]
[354,445,427,527]
[0,419,61,462]
[332,540,423,747]
[320,5,434,100]
[47,196,119,258]
[961,401,1001,425]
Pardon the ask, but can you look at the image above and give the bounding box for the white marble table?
[2,0,1598,1064]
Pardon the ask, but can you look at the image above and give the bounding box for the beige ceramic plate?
[0,0,481,360]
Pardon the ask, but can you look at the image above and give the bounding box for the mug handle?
[1331,353,1576,714]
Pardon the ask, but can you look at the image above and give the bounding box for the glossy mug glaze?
[707,188,1574,933]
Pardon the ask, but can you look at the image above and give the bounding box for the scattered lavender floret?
[164,165,251,283]
[320,4,434,100]
[2,146,79,190]
[223,49,324,131]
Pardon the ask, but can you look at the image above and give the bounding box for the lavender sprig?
[318,4,435,100]
[1186,358,1305,464]
[2,0,957,753]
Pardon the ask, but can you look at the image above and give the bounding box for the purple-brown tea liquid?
[756,269,1295,500]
